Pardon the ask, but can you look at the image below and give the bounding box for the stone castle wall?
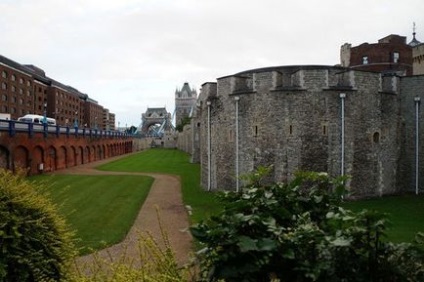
[188,65,423,198]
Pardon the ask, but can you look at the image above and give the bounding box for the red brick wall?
[0,129,133,175]
[349,40,413,75]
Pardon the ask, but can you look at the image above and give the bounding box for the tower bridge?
[139,107,174,136]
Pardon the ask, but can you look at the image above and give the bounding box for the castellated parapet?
[188,65,424,198]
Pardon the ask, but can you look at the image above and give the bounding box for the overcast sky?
[1,0,423,127]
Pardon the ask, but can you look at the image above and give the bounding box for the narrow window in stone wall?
[228,129,234,142]
[253,125,258,137]
[289,125,293,135]
[323,125,327,135]
[373,132,380,143]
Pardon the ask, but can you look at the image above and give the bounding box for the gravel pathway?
[54,154,193,267]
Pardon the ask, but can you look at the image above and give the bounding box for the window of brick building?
[19,78,23,84]
[393,52,400,63]
[1,70,7,79]
[11,74,16,81]
[1,82,6,90]
[1,105,7,112]
[1,94,7,101]
[11,85,15,92]
[362,56,369,64]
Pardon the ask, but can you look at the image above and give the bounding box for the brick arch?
[102,144,107,158]
[110,144,115,156]
[70,146,77,166]
[0,145,10,170]
[78,146,84,165]
[14,145,29,172]
[91,145,96,161]
[46,146,57,172]
[58,146,67,170]
[96,145,103,160]
[85,146,90,163]
[32,145,44,174]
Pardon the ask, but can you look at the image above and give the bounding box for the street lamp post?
[74,111,78,128]
[43,102,47,125]
[340,93,346,177]
[415,96,421,195]
[207,100,211,191]
[234,96,240,192]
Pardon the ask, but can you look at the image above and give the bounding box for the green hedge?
[0,169,76,281]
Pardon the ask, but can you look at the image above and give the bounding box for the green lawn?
[30,148,423,256]
[31,174,153,254]
[343,194,424,243]
[97,148,222,223]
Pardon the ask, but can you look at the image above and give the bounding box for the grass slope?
[344,194,424,243]
[32,174,153,254]
[97,148,222,223]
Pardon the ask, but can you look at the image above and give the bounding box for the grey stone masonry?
[184,65,424,198]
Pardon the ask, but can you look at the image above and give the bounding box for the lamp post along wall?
[207,100,211,191]
[234,96,240,192]
[340,93,346,177]
[415,96,421,195]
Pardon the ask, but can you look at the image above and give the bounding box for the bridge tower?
[175,82,197,127]
[140,107,174,136]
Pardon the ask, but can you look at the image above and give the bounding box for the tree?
[175,116,191,132]
[0,169,76,281]
[191,171,424,282]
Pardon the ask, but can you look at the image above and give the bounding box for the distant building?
[410,25,424,75]
[340,34,413,75]
[0,54,115,128]
[175,82,197,127]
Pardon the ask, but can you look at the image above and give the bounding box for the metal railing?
[0,120,130,139]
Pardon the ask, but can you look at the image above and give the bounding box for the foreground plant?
[0,169,76,281]
[191,171,424,282]
[69,208,196,282]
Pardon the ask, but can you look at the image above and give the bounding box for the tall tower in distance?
[175,82,197,127]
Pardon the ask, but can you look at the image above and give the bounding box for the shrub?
[191,171,424,281]
[0,169,76,281]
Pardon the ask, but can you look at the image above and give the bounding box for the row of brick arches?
[0,140,132,175]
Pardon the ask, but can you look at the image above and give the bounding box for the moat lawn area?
[97,148,222,223]
[31,174,153,254]
[343,194,424,243]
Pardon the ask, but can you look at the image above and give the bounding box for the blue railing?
[0,120,129,138]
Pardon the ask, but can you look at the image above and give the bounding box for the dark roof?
[409,34,422,47]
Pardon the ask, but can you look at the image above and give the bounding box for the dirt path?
[54,154,193,267]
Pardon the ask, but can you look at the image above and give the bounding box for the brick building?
[340,34,413,75]
[0,55,115,130]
